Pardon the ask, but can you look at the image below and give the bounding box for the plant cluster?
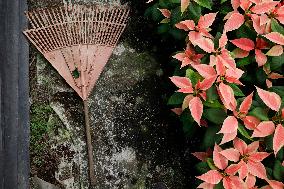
[30,103,54,166]
[146,0,284,188]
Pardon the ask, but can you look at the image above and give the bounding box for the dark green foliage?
[228,83,245,97]
[273,160,284,181]
[146,0,284,186]
[271,19,284,35]
[167,92,187,105]
[203,108,226,124]
[202,125,221,149]
[249,107,269,121]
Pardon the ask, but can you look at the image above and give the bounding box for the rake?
[24,3,129,186]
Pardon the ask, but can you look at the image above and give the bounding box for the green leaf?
[203,100,224,108]
[271,18,284,35]
[214,183,224,189]
[271,53,284,71]
[256,68,266,85]
[238,124,253,141]
[236,25,257,40]
[236,56,253,67]
[202,125,222,148]
[173,65,186,75]
[269,86,284,98]
[214,32,222,50]
[194,0,212,9]
[228,83,245,97]
[167,92,187,105]
[265,135,273,151]
[206,85,219,101]
[266,167,273,179]
[276,148,284,161]
[263,62,271,73]
[203,108,227,124]
[241,72,254,83]
[207,158,218,170]
[221,0,228,3]
[159,0,172,8]
[152,4,162,22]
[248,107,269,121]
[186,69,203,85]
[195,161,210,174]
[250,100,261,109]
[182,121,196,135]
[169,28,186,40]
[157,24,170,34]
[160,18,170,24]
[273,160,284,181]
[200,54,209,64]
[219,4,231,15]
[144,6,154,18]
[170,6,184,25]
[180,110,195,136]
[187,2,201,22]
[170,0,180,4]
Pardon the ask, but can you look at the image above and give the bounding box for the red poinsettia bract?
[170,76,216,125]
[173,45,204,68]
[220,138,270,180]
[153,0,284,187]
[197,144,246,189]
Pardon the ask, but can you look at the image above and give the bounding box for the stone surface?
[50,96,89,189]
[29,0,199,188]
[31,177,61,189]
[88,43,172,189]
[30,54,90,188]
[31,41,193,189]
[36,54,73,95]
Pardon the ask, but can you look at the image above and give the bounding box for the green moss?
[31,104,53,140]
[30,103,54,167]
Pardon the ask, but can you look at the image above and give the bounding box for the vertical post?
[0,0,29,188]
[83,100,96,186]
[0,74,2,189]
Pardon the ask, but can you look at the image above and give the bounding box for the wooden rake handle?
[83,100,96,187]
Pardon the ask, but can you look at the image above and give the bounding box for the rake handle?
[83,100,96,187]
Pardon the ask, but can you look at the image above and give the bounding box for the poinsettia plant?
[146,0,284,188]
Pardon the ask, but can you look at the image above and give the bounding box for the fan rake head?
[24,3,129,100]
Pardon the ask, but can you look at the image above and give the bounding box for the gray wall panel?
[0,0,29,188]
